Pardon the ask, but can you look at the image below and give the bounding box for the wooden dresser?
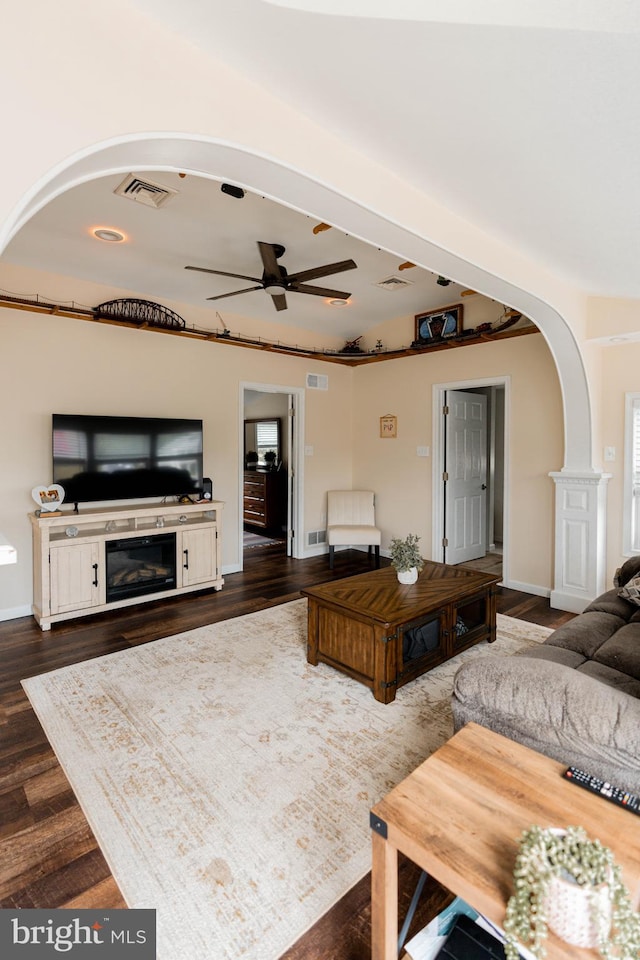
[243,470,287,534]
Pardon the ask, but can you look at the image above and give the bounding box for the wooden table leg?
[306,599,319,665]
[371,828,398,960]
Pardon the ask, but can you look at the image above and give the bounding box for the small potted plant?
[245,450,258,470]
[504,824,640,960]
[264,450,277,471]
[389,533,424,584]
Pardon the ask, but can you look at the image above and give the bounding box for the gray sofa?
[451,556,640,794]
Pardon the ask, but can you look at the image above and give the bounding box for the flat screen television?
[52,414,203,504]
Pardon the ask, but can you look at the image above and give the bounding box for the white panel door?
[445,390,488,564]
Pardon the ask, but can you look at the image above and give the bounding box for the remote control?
[563,766,640,815]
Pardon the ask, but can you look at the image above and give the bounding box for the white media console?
[30,500,224,631]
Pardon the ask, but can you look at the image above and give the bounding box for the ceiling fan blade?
[272,294,287,312]
[206,286,263,301]
[186,265,262,283]
[287,259,357,285]
[460,289,478,297]
[257,242,282,279]
[290,283,351,299]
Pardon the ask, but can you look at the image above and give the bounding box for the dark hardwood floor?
[0,546,575,956]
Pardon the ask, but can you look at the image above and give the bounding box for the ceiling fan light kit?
[186,241,357,312]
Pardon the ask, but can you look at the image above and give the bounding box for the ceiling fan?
[185,241,357,312]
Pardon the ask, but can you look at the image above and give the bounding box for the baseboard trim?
[0,604,32,622]
[502,579,550,599]
[549,590,591,614]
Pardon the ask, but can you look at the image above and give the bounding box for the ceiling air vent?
[375,275,414,291]
[114,174,178,209]
[306,373,328,391]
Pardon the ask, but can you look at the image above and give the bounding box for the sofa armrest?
[615,554,640,588]
[451,656,640,794]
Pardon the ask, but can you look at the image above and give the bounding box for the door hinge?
[443,404,449,415]
[442,537,448,547]
[442,471,449,482]
[382,632,397,644]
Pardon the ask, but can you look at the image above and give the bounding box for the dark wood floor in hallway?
[0,545,574,958]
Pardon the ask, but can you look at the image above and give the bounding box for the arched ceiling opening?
[0,132,593,471]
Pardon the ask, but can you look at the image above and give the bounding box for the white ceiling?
[3,170,474,339]
[5,0,640,339]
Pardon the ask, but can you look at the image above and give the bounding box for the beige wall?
[353,334,565,592]
[600,341,640,576]
[0,268,567,620]
[6,256,640,621]
[0,291,355,617]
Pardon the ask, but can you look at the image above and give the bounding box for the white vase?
[397,567,418,584]
[543,872,612,948]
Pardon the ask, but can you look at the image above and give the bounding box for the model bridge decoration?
[0,290,537,365]
[94,299,186,330]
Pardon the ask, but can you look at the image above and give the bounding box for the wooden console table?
[302,562,500,703]
[370,723,640,959]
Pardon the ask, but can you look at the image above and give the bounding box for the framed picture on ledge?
[415,303,463,343]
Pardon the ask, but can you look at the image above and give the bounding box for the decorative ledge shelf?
[0,293,539,365]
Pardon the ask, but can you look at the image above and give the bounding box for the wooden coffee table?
[370,723,640,960]
[302,562,500,703]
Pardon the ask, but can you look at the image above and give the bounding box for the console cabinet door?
[50,541,101,614]
[180,527,218,587]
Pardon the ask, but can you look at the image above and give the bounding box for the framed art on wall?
[380,414,397,438]
[415,303,463,343]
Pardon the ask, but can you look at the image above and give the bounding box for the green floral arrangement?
[504,824,640,960]
[389,533,424,573]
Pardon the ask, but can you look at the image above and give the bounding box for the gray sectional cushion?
[544,611,627,658]
[451,563,640,795]
[615,554,640,588]
[584,589,636,619]
[592,623,640,680]
[452,657,640,793]
[515,645,587,669]
[579,660,640,697]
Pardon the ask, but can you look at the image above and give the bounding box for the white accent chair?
[326,490,381,569]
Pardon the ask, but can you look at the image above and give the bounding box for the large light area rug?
[22,601,551,960]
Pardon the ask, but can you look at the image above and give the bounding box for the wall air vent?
[114,174,178,209]
[306,373,329,390]
[375,276,413,291]
[308,530,327,546]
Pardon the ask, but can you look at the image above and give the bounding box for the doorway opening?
[239,383,304,568]
[432,378,508,583]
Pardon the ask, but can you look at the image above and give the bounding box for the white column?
[549,471,611,613]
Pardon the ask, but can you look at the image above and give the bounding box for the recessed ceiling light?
[92,228,125,243]
[329,298,349,307]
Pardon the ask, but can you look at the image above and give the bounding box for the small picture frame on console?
[414,303,463,343]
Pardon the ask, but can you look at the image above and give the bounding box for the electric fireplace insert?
[106,533,177,603]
